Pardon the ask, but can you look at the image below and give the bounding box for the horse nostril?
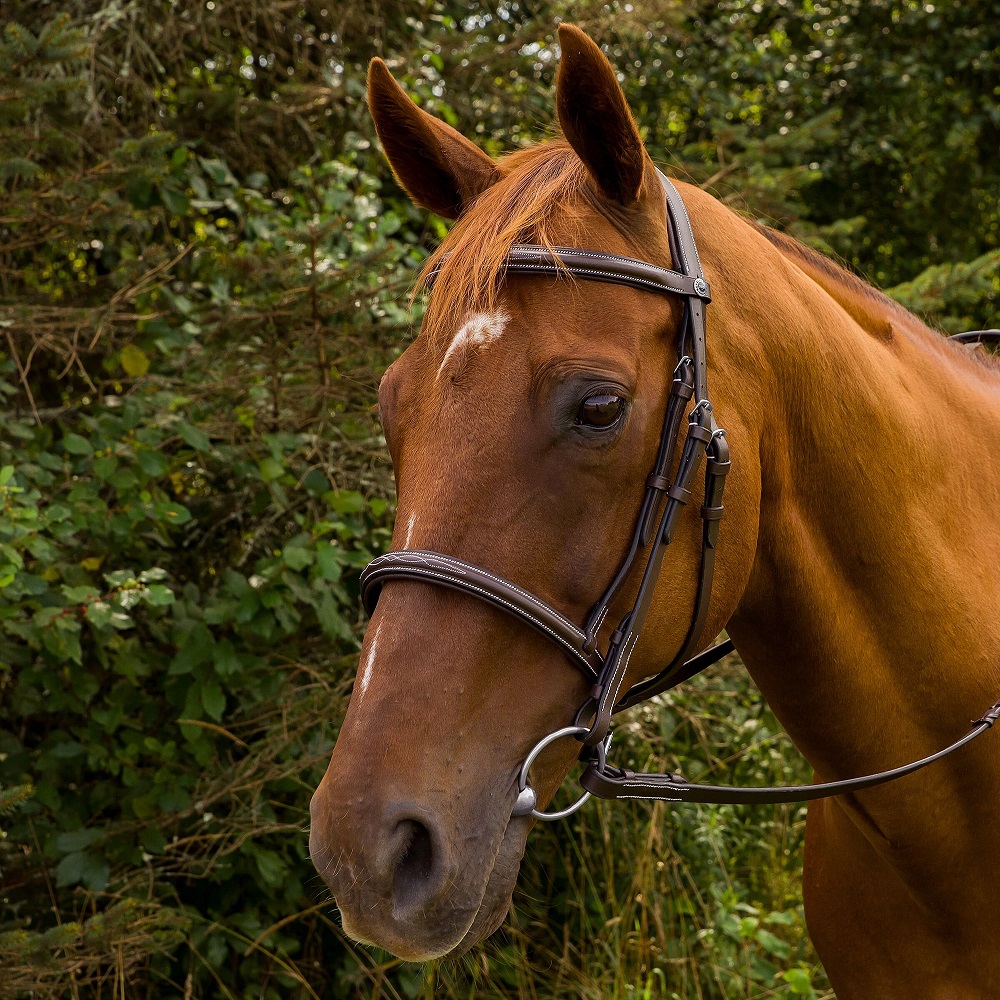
[392,818,439,912]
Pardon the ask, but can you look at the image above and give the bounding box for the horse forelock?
[417,139,652,352]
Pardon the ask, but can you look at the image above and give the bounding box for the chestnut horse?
[310,24,1000,998]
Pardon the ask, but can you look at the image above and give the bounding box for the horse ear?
[556,24,647,205]
[367,59,504,220]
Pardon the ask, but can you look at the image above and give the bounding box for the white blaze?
[402,511,417,548]
[357,621,382,701]
[437,310,510,379]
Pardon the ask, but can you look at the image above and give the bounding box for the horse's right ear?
[367,59,504,220]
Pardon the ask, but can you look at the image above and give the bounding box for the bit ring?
[512,725,611,821]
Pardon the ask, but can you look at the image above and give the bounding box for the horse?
[309,23,1000,998]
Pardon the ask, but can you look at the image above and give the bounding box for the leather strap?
[615,431,730,712]
[948,329,1000,345]
[582,698,1000,804]
[360,550,603,680]
[425,244,711,301]
[584,404,715,744]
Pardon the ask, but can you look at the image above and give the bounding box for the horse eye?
[576,393,625,429]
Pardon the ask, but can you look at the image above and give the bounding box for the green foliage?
[0,899,188,997]
[888,250,1000,334]
[0,2,995,998]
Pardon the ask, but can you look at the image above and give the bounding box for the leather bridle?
[360,169,1000,819]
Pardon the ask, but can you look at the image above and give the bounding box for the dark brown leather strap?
[615,431,730,712]
[582,406,715,744]
[948,329,1000,345]
[582,698,1000,804]
[360,550,603,680]
[425,244,712,301]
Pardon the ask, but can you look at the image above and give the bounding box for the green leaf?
[158,786,191,812]
[201,681,225,721]
[143,584,175,607]
[282,545,313,570]
[315,542,342,582]
[121,343,151,377]
[177,421,210,452]
[250,847,288,887]
[109,468,137,490]
[56,828,102,853]
[779,968,815,995]
[756,928,792,959]
[170,623,214,674]
[325,489,364,514]
[137,449,168,476]
[259,457,284,482]
[316,592,351,640]
[198,156,235,185]
[0,465,13,485]
[86,601,116,629]
[55,849,109,891]
[125,175,153,209]
[93,454,117,479]
[212,639,240,678]
[63,433,93,456]
[140,827,167,854]
[158,182,190,215]
[303,469,330,495]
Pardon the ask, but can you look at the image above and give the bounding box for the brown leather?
[948,329,1000,345]
[425,244,712,301]
[361,550,602,680]
[581,699,1000,804]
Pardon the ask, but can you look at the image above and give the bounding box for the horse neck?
[709,210,1000,794]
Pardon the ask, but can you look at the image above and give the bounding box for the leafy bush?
[1,4,995,998]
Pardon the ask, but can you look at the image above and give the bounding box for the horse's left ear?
[368,58,504,220]
[556,24,647,205]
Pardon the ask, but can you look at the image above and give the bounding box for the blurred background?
[0,2,996,997]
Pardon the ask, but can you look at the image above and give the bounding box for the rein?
[360,169,1000,819]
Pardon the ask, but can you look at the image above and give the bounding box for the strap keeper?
[646,473,671,491]
[688,424,713,444]
[975,703,1000,728]
[672,381,695,400]
[667,484,692,504]
[700,504,724,521]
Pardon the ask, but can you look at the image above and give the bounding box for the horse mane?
[753,223,1000,372]
[417,140,599,348]
[750,224,910,322]
[417,140,993,372]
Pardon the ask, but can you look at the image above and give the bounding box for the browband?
[425,245,712,302]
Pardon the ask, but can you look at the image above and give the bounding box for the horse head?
[309,23,767,960]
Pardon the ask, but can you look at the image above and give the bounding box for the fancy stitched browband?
[360,169,1000,819]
